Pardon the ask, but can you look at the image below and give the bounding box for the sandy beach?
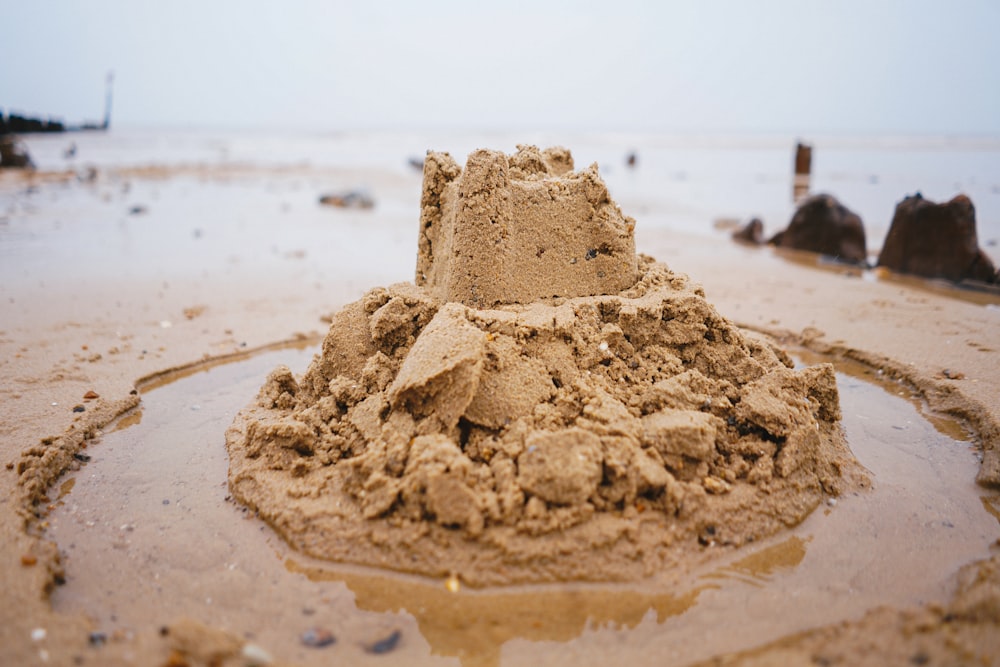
[1,130,999,666]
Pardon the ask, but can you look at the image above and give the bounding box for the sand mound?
[225,146,867,586]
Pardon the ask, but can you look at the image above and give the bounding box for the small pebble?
[703,476,730,495]
[445,574,460,593]
[31,627,47,642]
[88,632,107,646]
[300,627,336,648]
[241,642,273,666]
[21,554,37,566]
[83,390,99,399]
[72,405,85,413]
[364,629,402,655]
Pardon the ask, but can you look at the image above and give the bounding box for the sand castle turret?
[417,145,638,307]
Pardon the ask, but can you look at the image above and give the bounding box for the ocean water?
[13,127,1000,264]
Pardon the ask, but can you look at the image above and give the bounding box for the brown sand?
[1,151,999,665]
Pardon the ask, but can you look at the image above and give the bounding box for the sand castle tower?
[417,145,638,307]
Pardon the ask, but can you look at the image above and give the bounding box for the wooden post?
[793,141,812,203]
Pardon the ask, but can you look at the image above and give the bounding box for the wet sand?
[2,146,999,665]
[40,346,996,667]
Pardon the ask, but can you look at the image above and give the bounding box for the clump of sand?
[226,146,867,585]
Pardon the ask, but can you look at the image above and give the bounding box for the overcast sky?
[2,0,999,135]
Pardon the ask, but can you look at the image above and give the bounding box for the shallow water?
[4,138,998,346]
[11,127,1000,265]
[45,346,1000,667]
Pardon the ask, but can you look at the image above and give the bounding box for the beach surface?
[1,129,999,666]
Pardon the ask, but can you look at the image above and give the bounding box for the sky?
[2,0,999,135]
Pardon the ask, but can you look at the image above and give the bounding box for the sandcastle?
[226,146,867,586]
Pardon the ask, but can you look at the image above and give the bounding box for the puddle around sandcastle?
[45,345,1000,667]
[767,246,1000,308]
[4,139,992,667]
